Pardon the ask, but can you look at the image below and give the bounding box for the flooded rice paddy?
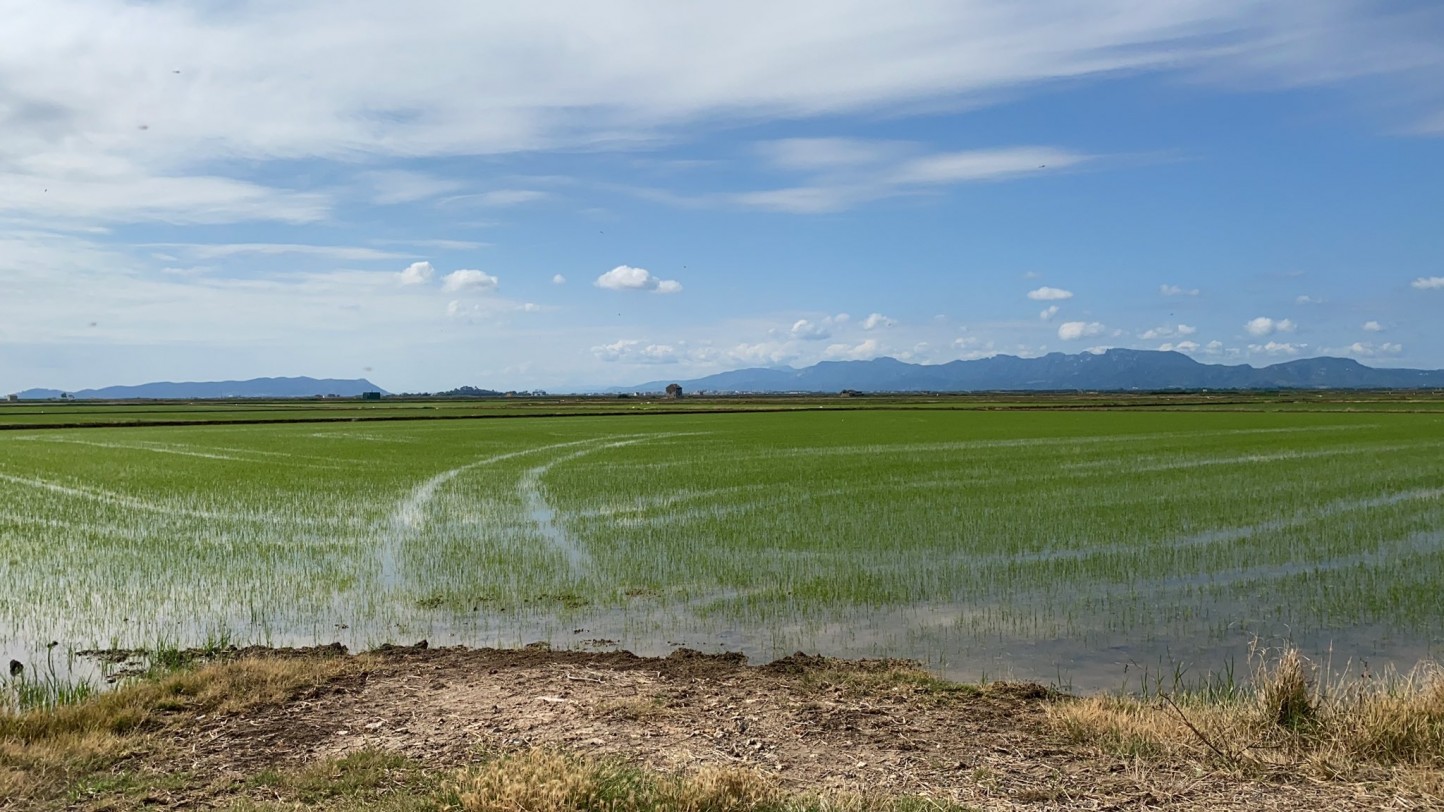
[2,408,1442,691]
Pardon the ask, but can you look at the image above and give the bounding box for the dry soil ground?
[89,643,1425,811]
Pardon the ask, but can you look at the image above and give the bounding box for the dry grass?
[452,749,973,812]
[1048,645,1444,796]
[0,655,352,808]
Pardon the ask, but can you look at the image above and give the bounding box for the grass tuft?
[1048,644,1444,791]
[452,749,973,812]
[0,655,352,807]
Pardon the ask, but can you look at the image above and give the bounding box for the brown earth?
[111,643,1421,811]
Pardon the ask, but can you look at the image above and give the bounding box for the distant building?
[664,383,683,399]
[361,391,382,400]
[4,394,16,402]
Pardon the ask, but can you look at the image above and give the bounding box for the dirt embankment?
[132,643,1407,811]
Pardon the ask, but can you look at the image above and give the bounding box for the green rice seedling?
[1,405,1442,691]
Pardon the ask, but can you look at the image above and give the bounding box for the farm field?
[5,389,1444,428]
[2,403,1442,691]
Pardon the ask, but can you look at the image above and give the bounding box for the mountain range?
[626,349,1444,393]
[16,377,387,400]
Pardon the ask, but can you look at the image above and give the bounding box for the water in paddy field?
[2,409,1444,695]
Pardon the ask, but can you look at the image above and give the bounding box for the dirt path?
[131,644,1416,810]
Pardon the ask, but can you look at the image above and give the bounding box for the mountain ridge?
[16,376,388,400]
[622,349,1444,393]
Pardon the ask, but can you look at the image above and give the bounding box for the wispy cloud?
[1160,284,1201,297]
[732,145,1088,213]
[154,243,411,262]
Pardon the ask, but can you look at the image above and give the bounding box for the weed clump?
[1049,643,1444,792]
[452,749,780,812]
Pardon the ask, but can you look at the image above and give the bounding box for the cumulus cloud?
[1363,320,1384,332]
[862,313,895,330]
[398,261,435,286]
[824,338,882,360]
[1412,276,1444,290]
[790,318,831,340]
[1039,305,1059,320]
[442,269,499,293]
[1160,284,1200,297]
[1245,317,1295,337]
[1027,286,1073,301]
[1249,341,1302,356]
[1057,321,1104,340]
[1347,341,1403,357]
[552,274,567,285]
[728,341,794,366]
[1296,294,1323,305]
[591,339,679,364]
[953,341,998,360]
[1159,340,1200,352]
[1140,324,1197,339]
[595,265,682,293]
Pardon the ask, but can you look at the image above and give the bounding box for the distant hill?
[624,349,1444,393]
[17,376,388,400]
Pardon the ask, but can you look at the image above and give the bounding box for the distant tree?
[664,383,683,399]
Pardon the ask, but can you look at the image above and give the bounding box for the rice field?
[2,406,1442,690]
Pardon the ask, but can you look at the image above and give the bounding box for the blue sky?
[2,2,1442,393]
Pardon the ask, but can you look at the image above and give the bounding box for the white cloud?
[591,339,680,364]
[1027,286,1073,301]
[1160,284,1200,297]
[1244,316,1295,337]
[1039,305,1059,320]
[790,319,831,340]
[758,138,906,171]
[728,341,794,366]
[1346,341,1403,357]
[398,261,435,286]
[445,189,549,207]
[1249,341,1303,356]
[824,338,882,360]
[1296,294,1322,305]
[157,242,409,261]
[1139,324,1197,339]
[552,274,567,285]
[364,170,464,205]
[1057,321,1104,340]
[728,146,1089,213]
[595,265,682,293]
[1158,340,1200,352]
[1363,320,1384,332]
[1413,276,1444,290]
[861,313,895,330]
[1,2,1440,231]
[892,147,1085,185]
[442,269,499,293]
